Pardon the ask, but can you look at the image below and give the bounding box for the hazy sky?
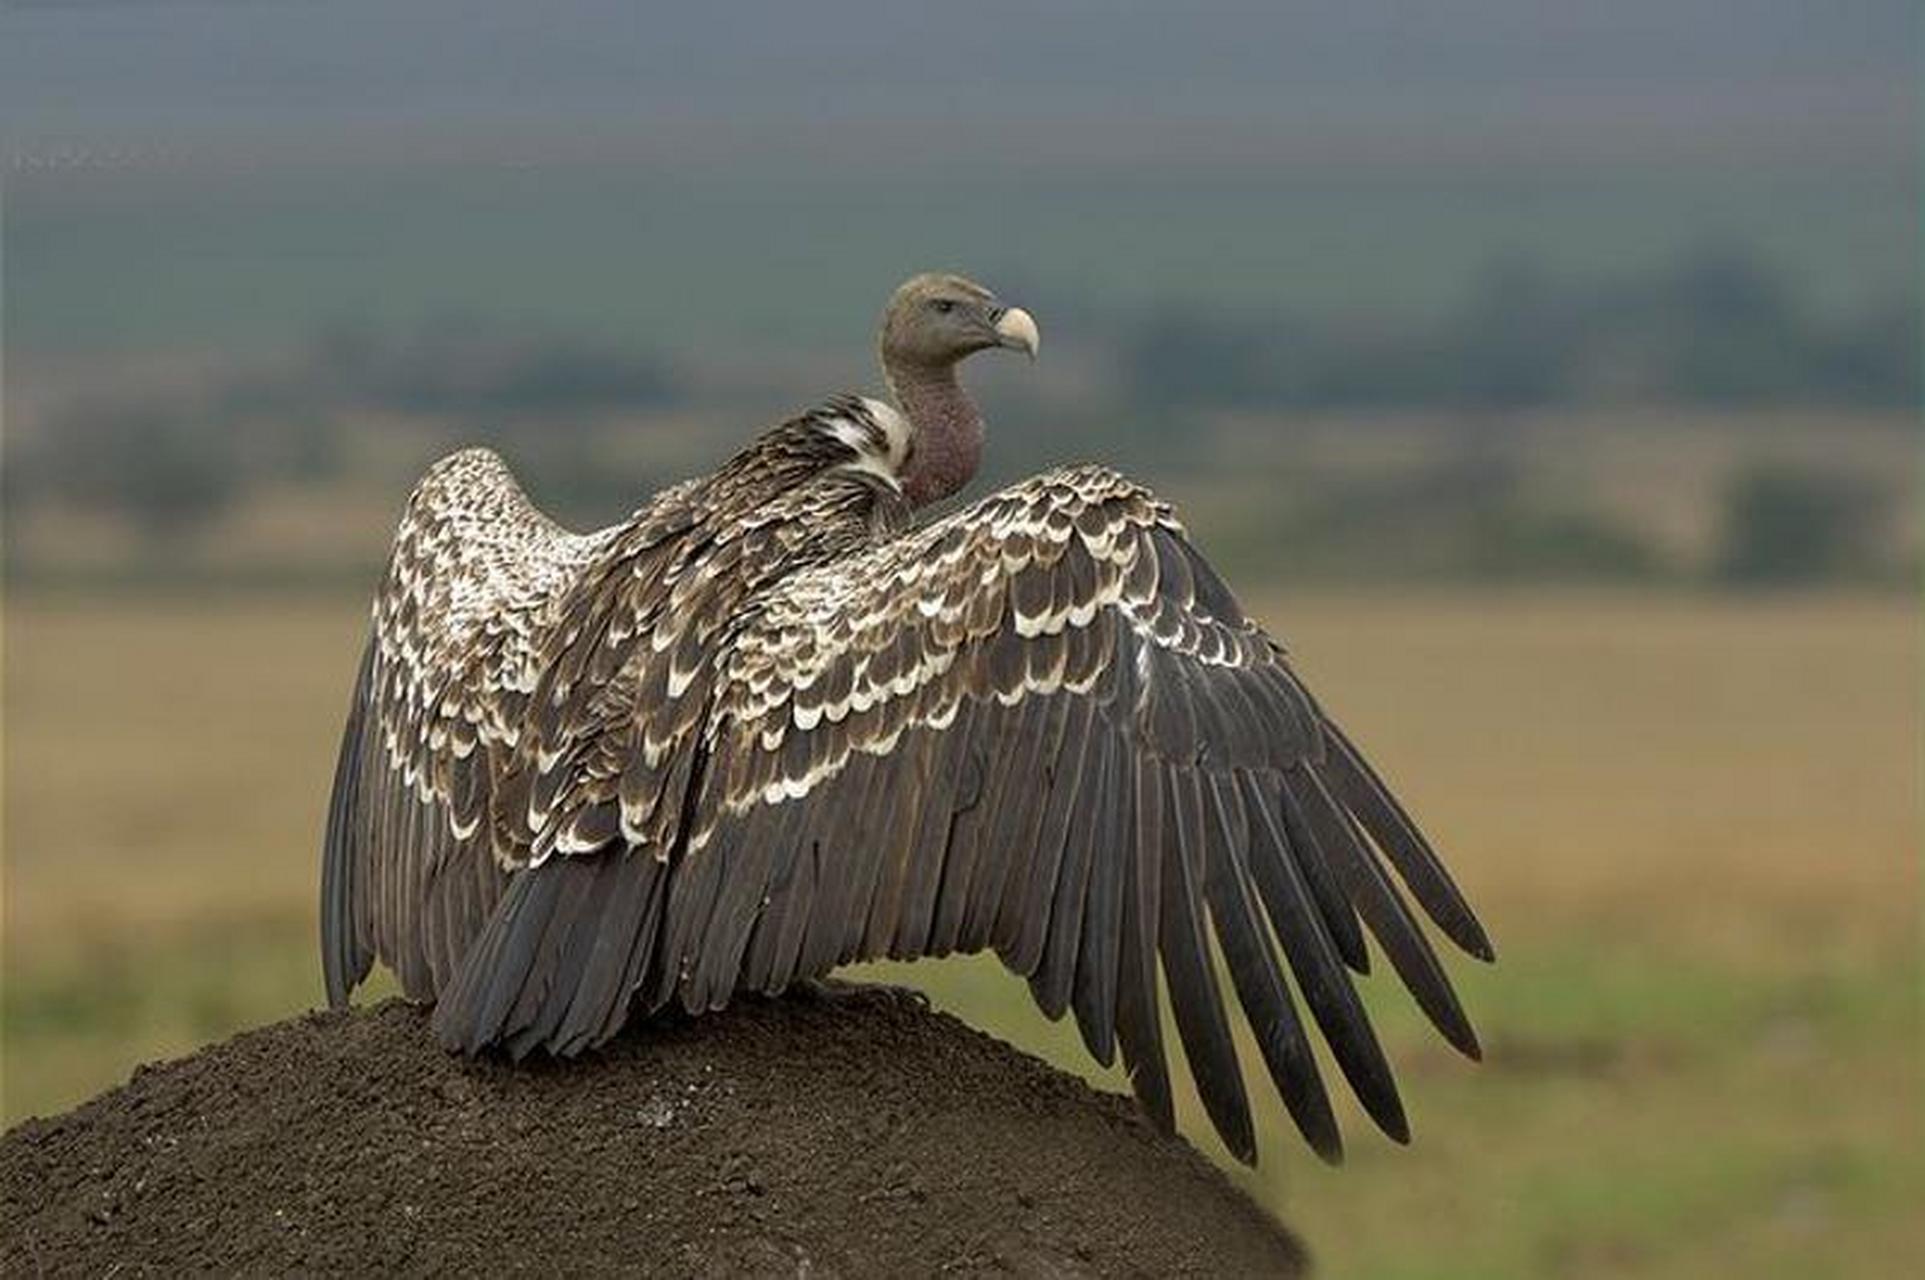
[4,2,1913,172]
[6,2,1912,358]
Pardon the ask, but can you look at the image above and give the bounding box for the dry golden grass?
[4,588,1918,1277]
[5,597,358,952]
[1267,589,1919,953]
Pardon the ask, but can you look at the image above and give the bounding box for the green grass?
[865,932,1920,1280]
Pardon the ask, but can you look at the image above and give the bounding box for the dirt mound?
[2,987,1303,1276]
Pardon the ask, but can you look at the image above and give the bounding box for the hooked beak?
[991,306,1040,360]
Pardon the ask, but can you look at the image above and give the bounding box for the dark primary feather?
[1071,731,1126,1066]
[1322,722,1496,961]
[1114,754,1172,1133]
[320,638,377,1008]
[1200,774,1343,1163]
[323,423,1493,1167]
[1241,772,1409,1144]
[1287,768,1481,1060]
[1160,765,1254,1161]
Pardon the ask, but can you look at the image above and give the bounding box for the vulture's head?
[880,272,1039,373]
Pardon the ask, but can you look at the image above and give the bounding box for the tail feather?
[432,852,664,1057]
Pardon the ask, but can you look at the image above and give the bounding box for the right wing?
[656,464,1492,1164]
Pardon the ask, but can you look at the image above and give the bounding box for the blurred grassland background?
[3,4,1919,1278]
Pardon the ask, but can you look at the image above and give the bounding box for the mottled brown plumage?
[322,272,1492,1165]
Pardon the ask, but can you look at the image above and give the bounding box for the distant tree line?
[309,316,679,417]
[1711,463,1901,588]
[1120,242,1918,411]
[1180,447,1906,591]
[8,318,683,543]
[6,243,1914,588]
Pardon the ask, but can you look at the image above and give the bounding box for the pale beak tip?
[994,307,1040,360]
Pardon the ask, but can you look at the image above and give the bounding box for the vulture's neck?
[886,360,982,508]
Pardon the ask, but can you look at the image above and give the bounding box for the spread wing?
[663,464,1494,1164]
[320,448,631,1006]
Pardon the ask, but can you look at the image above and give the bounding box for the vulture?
[321,271,1494,1165]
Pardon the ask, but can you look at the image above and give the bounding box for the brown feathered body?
[324,281,1493,1166]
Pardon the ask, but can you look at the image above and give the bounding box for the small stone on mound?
[2,989,1304,1276]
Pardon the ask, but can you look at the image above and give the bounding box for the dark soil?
[2,987,1305,1277]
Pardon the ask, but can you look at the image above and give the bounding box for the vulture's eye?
[931,299,957,314]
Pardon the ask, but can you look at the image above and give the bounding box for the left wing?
[322,448,625,1008]
[660,464,1494,1164]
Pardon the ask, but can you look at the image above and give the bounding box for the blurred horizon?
[6,1,1916,348]
[5,2,1917,594]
